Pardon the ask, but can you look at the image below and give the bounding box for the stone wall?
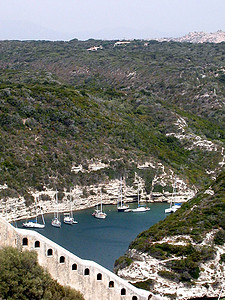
[0,217,157,300]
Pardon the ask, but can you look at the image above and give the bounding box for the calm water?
[17,202,168,271]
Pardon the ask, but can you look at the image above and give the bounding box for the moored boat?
[23,195,45,229]
[51,191,61,228]
[117,177,129,212]
[93,192,107,219]
[132,182,150,213]
[63,189,78,224]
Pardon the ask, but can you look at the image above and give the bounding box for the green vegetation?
[114,255,133,274]
[116,171,225,282]
[133,278,155,290]
[0,39,224,199]
[0,246,84,300]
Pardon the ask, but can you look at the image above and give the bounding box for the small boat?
[93,192,107,219]
[117,177,129,212]
[64,189,78,225]
[132,183,150,213]
[51,191,61,228]
[165,179,181,214]
[23,195,45,229]
[51,217,61,228]
[132,205,150,213]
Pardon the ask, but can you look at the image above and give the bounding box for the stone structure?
[0,216,158,300]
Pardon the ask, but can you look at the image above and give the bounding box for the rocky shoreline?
[117,233,225,299]
[0,177,194,222]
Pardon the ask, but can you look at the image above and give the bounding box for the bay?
[17,202,168,271]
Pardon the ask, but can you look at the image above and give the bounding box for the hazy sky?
[0,0,225,40]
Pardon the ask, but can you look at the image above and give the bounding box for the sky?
[0,0,225,41]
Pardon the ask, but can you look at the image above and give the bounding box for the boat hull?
[51,218,61,228]
[93,211,107,219]
[132,207,150,213]
[117,205,129,212]
[23,222,45,229]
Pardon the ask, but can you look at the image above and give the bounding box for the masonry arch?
[22,237,28,246]
[59,256,65,263]
[109,281,114,288]
[34,241,40,248]
[72,263,77,270]
[97,273,102,280]
[84,268,90,275]
[132,296,138,300]
[121,288,126,295]
[47,248,53,256]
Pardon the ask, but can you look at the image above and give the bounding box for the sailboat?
[132,183,150,213]
[117,177,129,212]
[51,191,61,228]
[64,189,78,224]
[165,179,181,214]
[23,195,45,229]
[92,192,107,219]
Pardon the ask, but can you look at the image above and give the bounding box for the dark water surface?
[17,202,168,271]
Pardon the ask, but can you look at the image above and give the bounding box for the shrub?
[158,270,179,282]
[0,247,84,300]
[214,230,225,246]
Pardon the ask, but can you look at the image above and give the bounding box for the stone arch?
[84,268,90,275]
[72,263,77,270]
[121,288,126,295]
[22,237,28,246]
[109,281,114,288]
[97,273,102,280]
[47,248,53,256]
[132,296,138,300]
[34,241,40,248]
[59,256,65,263]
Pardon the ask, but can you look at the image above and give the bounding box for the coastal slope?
[115,171,225,299]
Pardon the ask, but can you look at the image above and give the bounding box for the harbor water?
[17,202,168,271]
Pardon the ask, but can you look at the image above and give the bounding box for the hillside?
[115,171,225,299]
[0,39,224,215]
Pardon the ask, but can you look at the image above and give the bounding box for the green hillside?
[0,39,224,201]
[115,171,225,283]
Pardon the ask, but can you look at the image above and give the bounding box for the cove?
[17,202,168,271]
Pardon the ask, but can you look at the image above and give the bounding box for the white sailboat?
[117,177,129,212]
[64,189,78,224]
[165,179,181,213]
[92,192,107,219]
[132,183,150,213]
[23,195,45,229]
[51,191,61,228]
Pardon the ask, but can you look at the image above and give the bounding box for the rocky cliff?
[158,30,225,43]
[115,171,225,299]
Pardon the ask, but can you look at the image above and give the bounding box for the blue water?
[17,202,168,271]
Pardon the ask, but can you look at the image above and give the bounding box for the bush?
[220,253,225,263]
[0,247,84,300]
[158,270,179,282]
[214,229,225,246]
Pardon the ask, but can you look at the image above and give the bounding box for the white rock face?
[166,116,225,178]
[158,30,225,43]
[0,158,196,221]
[118,232,225,299]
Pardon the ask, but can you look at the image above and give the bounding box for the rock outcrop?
[158,30,225,43]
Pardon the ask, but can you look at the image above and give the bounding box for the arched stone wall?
[0,217,153,300]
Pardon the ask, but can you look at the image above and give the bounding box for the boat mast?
[34,195,38,223]
[120,177,123,206]
[70,188,73,218]
[137,182,140,207]
[56,190,59,219]
[100,191,103,212]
